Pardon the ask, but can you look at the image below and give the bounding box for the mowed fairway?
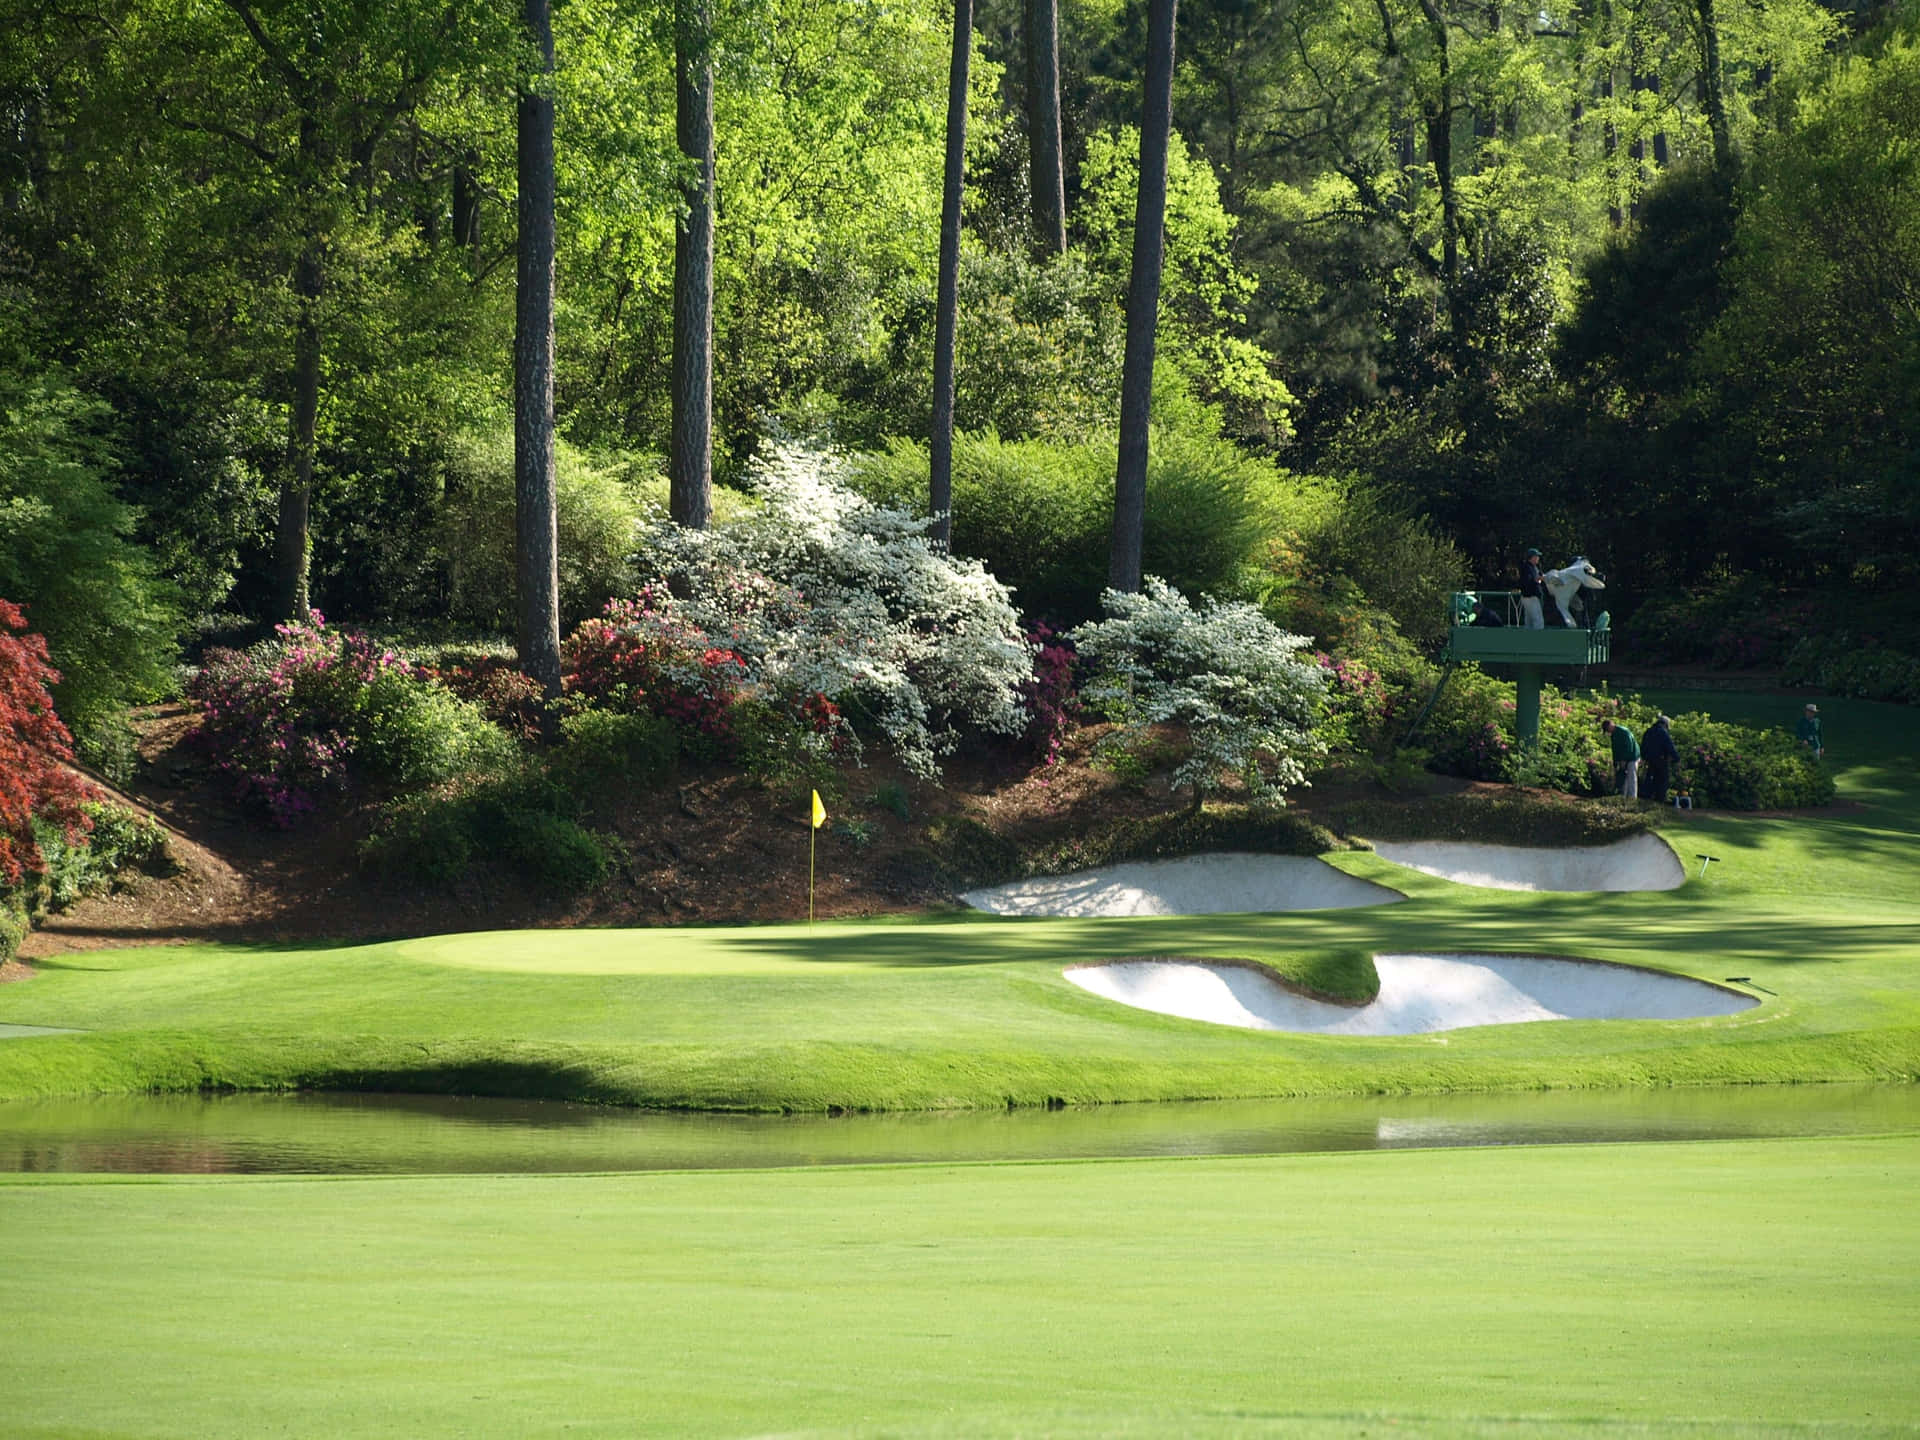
[5,1135,1919,1438]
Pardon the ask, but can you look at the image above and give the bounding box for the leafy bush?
[0,369,181,736]
[1624,575,1818,668]
[1020,624,1079,766]
[629,443,1033,778]
[1071,579,1328,808]
[363,763,609,894]
[847,427,1281,624]
[1,598,96,886]
[187,613,511,824]
[1658,711,1833,809]
[1024,805,1343,877]
[552,710,679,792]
[31,801,170,914]
[422,653,548,740]
[1782,636,1920,705]
[1329,792,1655,847]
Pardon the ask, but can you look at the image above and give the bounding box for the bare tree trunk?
[1696,0,1731,172]
[670,0,715,530]
[1108,0,1177,597]
[452,148,481,271]
[1415,0,1466,367]
[930,0,972,552]
[274,112,325,622]
[1024,0,1066,256]
[515,0,561,699]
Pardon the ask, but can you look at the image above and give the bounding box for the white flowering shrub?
[1070,578,1329,807]
[631,444,1033,777]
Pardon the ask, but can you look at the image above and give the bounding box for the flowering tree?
[1071,578,1328,809]
[0,599,95,884]
[630,444,1033,777]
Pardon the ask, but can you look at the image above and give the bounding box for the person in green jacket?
[1601,718,1640,799]
[1796,703,1824,759]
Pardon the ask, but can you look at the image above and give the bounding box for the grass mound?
[1330,791,1655,847]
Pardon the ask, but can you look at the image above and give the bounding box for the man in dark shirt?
[1641,714,1680,804]
[1520,548,1546,629]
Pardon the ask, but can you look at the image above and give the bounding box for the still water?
[2,1084,1915,1175]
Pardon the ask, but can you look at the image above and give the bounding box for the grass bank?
[1,692,1916,1110]
[3,1134,1916,1437]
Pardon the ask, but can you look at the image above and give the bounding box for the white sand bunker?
[1369,834,1685,892]
[961,854,1404,917]
[1067,954,1757,1034]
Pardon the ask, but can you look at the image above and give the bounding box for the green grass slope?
[3,1134,1917,1437]
[1,692,1916,1110]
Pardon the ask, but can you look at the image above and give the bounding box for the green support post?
[1515,664,1543,749]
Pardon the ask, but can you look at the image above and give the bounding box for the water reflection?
[2,1084,1915,1175]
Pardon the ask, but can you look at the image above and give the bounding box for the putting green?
[3,1134,1916,1437]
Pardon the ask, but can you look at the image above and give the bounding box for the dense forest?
[3,0,1917,766]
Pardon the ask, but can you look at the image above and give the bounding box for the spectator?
[1796,703,1824,760]
[1601,718,1640,799]
[1519,548,1546,630]
[1642,714,1679,805]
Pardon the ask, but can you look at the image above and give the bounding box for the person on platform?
[1520,548,1546,630]
[1601,718,1640,799]
[1641,714,1679,805]
[1796,703,1824,759]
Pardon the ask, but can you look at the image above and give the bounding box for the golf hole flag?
[808,790,826,923]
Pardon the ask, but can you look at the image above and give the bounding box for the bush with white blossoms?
[631,444,1033,777]
[1070,578,1329,807]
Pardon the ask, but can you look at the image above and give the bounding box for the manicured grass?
[1,691,1916,1111]
[3,1134,1917,1437]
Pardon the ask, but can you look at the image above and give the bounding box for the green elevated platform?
[1437,591,1611,746]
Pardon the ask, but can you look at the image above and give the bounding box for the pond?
[2,1083,1915,1175]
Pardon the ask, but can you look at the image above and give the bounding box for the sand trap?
[1369,834,1685,892]
[961,854,1404,917]
[1066,954,1757,1034]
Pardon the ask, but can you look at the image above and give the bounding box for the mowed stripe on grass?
[3,1134,1916,1438]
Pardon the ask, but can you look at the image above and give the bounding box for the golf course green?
[2,689,1916,1436]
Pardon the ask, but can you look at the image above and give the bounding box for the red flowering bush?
[423,653,548,740]
[1019,623,1079,766]
[1,599,96,885]
[562,593,749,747]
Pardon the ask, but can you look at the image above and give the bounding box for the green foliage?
[727,698,841,805]
[865,782,911,820]
[363,764,610,895]
[1328,792,1655,847]
[354,670,519,791]
[848,427,1282,623]
[0,369,181,734]
[28,802,171,916]
[552,710,679,792]
[1023,805,1344,878]
[438,425,652,632]
[1782,637,1920,705]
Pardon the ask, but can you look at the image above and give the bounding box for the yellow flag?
[810,790,827,830]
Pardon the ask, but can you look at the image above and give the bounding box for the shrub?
[0,598,96,886]
[552,710,679,791]
[846,427,1281,625]
[1782,636,1920,705]
[1330,793,1654,847]
[187,613,511,824]
[422,653,548,739]
[1020,624,1080,766]
[31,801,170,914]
[363,763,610,894]
[1070,579,1328,809]
[1024,805,1342,876]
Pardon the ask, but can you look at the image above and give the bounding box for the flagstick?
[809,820,816,926]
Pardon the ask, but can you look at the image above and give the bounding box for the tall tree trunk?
[1415,0,1466,368]
[929,0,972,552]
[670,0,715,530]
[452,148,482,271]
[1107,0,1177,597]
[1601,0,1621,229]
[1024,0,1066,255]
[1696,0,1731,172]
[274,111,325,622]
[274,241,322,621]
[515,0,561,699]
